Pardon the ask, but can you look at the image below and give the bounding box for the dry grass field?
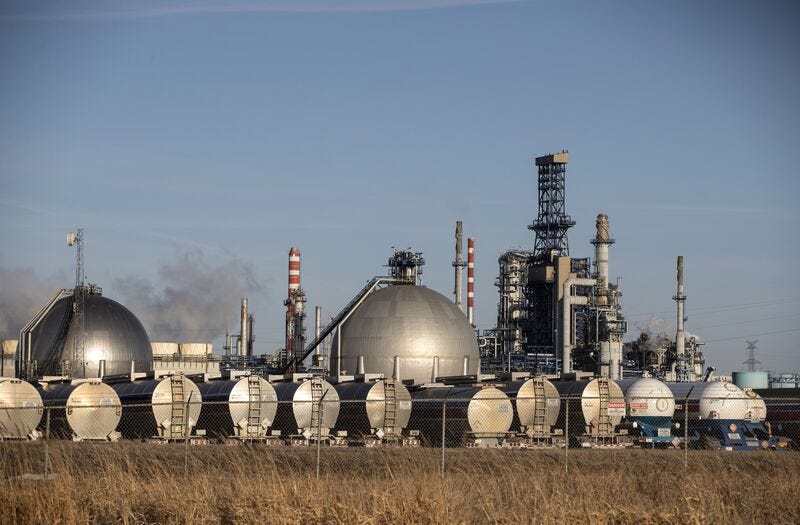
[1,443,798,524]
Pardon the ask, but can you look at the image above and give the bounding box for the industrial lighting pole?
[316,389,328,480]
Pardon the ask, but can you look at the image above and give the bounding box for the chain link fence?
[1,389,798,482]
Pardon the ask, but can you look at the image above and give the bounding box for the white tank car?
[513,377,561,435]
[409,385,513,447]
[0,378,43,440]
[581,378,626,435]
[624,378,675,418]
[112,374,202,439]
[334,379,412,439]
[196,375,278,440]
[273,378,340,439]
[669,381,766,422]
[39,380,121,440]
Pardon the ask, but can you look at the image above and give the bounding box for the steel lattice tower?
[528,151,575,261]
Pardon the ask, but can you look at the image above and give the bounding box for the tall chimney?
[674,256,686,357]
[467,238,475,326]
[453,221,464,311]
[592,214,614,288]
[288,247,301,296]
[240,298,248,356]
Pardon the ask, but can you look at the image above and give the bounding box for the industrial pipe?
[432,356,440,382]
[240,298,248,357]
[561,277,596,374]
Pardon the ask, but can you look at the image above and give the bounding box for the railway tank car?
[272,377,340,444]
[110,373,202,440]
[195,374,278,441]
[552,378,629,447]
[669,381,779,451]
[617,377,679,447]
[38,380,121,441]
[333,379,414,446]
[0,378,43,440]
[502,376,562,445]
[409,385,513,447]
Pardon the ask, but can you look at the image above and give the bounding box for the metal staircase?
[383,380,398,438]
[169,374,186,439]
[246,375,262,438]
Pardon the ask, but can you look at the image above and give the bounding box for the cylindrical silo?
[2,339,17,377]
[111,374,202,440]
[409,385,513,447]
[196,375,278,440]
[333,379,412,444]
[38,380,121,441]
[0,378,43,440]
[151,342,179,357]
[179,343,212,357]
[272,378,340,442]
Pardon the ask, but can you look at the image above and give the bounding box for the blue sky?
[1,0,798,374]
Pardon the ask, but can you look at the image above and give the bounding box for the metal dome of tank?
[25,287,152,378]
[331,285,479,383]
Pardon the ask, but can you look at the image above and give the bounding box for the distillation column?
[467,238,475,327]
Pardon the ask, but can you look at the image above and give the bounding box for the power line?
[703,327,800,343]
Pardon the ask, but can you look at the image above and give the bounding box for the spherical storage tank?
[0,378,43,439]
[331,286,480,383]
[38,380,121,440]
[27,288,152,378]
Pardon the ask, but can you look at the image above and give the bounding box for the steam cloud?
[0,267,67,340]
[113,251,265,346]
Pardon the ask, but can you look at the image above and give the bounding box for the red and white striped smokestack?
[467,238,475,327]
[288,246,301,297]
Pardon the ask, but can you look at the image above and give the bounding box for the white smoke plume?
[112,251,266,346]
[0,266,68,340]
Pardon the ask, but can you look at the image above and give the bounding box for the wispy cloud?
[0,0,525,22]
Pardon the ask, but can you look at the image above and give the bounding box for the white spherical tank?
[331,286,479,383]
[0,378,43,439]
[625,378,675,418]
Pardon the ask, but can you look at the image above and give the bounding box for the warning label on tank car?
[629,402,648,410]
[607,401,626,416]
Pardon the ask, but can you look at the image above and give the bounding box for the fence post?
[441,395,448,477]
[564,393,569,474]
[684,386,693,469]
[316,390,328,480]
[184,391,192,478]
[44,406,51,481]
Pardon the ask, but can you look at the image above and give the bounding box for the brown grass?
[1,443,798,524]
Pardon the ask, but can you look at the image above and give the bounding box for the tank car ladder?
[596,377,614,439]
[383,380,398,440]
[531,377,548,439]
[309,378,325,441]
[245,375,262,438]
[169,374,186,439]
